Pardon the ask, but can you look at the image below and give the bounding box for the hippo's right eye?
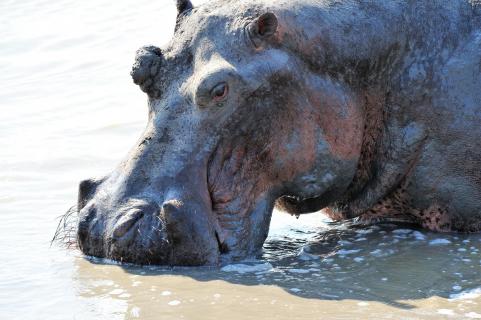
[194,68,238,108]
[211,82,229,102]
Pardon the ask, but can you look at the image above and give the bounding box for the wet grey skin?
[76,0,481,266]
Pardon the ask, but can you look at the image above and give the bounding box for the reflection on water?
[71,218,481,319]
[1,0,481,319]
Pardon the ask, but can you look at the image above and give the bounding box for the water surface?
[1,0,480,319]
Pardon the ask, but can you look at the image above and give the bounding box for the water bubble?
[465,312,481,319]
[130,306,141,318]
[392,229,412,235]
[429,239,452,245]
[337,249,361,255]
[288,268,310,274]
[108,289,124,295]
[412,231,426,240]
[437,309,455,316]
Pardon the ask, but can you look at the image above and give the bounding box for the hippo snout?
[76,176,222,266]
[77,198,173,264]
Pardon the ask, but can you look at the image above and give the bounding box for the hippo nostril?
[161,199,191,247]
[161,199,185,226]
[162,199,183,214]
[78,178,102,210]
[113,210,144,239]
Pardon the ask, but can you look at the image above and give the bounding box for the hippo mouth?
[72,196,226,266]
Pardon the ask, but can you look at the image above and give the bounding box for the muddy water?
[1,0,480,319]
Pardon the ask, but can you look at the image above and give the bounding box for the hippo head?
[77,0,364,265]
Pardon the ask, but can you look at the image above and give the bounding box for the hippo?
[73,0,481,266]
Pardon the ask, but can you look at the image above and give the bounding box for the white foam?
[298,247,320,261]
[465,312,481,319]
[370,249,396,257]
[93,280,114,287]
[221,262,273,274]
[288,268,310,274]
[412,231,426,240]
[356,229,373,235]
[108,289,124,295]
[353,257,364,263]
[320,293,340,298]
[168,300,181,306]
[429,238,452,245]
[392,229,412,234]
[354,237,367,242]
[437,309,455,316]
[449,287,481,300]
[161,291,171,296]
[289,288,302,293]
[130,306,141,318]
[337,249,361,255]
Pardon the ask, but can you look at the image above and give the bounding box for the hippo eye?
[211,82,228,102]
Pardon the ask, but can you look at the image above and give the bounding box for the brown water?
[1,0,480,319]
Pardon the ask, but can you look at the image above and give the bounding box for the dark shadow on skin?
[70,220,481,310]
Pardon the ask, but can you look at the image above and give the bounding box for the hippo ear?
[131,46,164,98]
[175,0,194,31]
[176,0,193,17]
[247,12,279,48]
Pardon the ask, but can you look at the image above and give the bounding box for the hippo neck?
[295,1,472,212]
[336,1,475,204]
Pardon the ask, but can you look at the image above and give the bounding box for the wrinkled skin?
[76,0,481,266]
